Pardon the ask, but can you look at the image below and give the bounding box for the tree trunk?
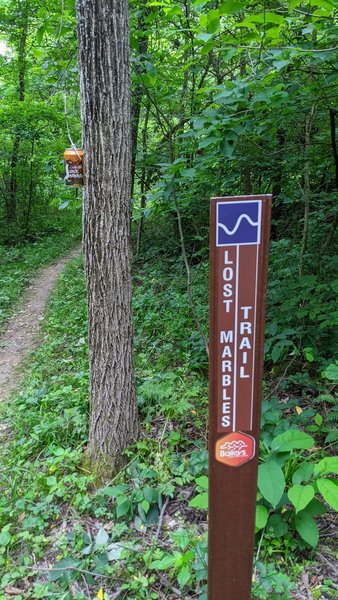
[6,12,27,223]
[320,109,338,255]
[24,138,35,237]
[242,165,252,194]
[6,137,20,223]
[299,105,315,277]
[131,10,149,199]
[329,109,338,191]
[76,0,140,471]
[136,102,150,255]
[271,128,286,239]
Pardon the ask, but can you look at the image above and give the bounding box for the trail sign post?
[208,195,272,600]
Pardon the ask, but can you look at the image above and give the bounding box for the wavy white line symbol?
[220,440,247,450]
[218,213,258,236]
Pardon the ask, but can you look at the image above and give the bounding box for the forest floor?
[0,246,81,404]
[0,248,336,599]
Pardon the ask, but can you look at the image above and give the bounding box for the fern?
[325,429,338,445]
[313,394,336,405]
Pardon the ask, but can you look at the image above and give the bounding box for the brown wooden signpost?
[208,195,272,600]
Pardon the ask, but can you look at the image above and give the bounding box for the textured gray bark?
[76,0,140,466]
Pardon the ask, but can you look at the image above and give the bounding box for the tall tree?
[3,0,28,223]
[130,5,150,198]
[76,0,140,470]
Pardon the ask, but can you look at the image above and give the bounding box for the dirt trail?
[0,247,81,402]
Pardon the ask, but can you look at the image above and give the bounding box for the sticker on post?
[216,201,261,246]
[215,432,255,467]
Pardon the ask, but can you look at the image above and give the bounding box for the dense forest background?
[0,0,337,369]
[0,0,337,598]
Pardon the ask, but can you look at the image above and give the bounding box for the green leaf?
[305,498,327,517]
[107,543,123,560]
[314,413,323,426]
[49,557,80,582]
[165,5,182,16]
[271,430,314,453]
[288,484,315,513]
[207,9,220,33]
[100,484,128,497]
[315,0,334,9]
[181,168,196,179]
[59,201,70,210]
[249,11,284,24]
[145,505,159,525]
[116,493,129,505]
[195,475,208,490]
[177,565,191,587]
[36,25,46,45]
[116,500,131,519]
[143,486,156,503]
[150,555,176,570]
[273,59,290,71]
[199,13,208,27]
[255,505,269,530]
[321,363,338,382]
[313,7,331,16]
[134,516,146,532]
[0,532,11,546]
[189,492,208,509]
[219,0,244,15]
[220,139,235,158]
[94,554,109,574]
[317,478,338,511]
[141,499,150,514]
[214,89,237,104]
[95,528,109,546]
[200,40,216,55]
[198,136,219,149]
[295,512,319,547]
[84,573,96,585]
[314,457,338,477]
[196,33,213,42]
[271,343,282,362]
[304,347,315,362]
[258,460,285,508]
[171,529,190,550]
[181,550,195,565]
[292,463,314,484]
[266,514,288,536]
[207,9,219,21]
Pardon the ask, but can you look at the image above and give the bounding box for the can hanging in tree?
[64,148,84,187]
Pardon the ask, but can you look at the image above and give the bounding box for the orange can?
[64,148,84,187]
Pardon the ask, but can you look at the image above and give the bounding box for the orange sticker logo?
[215,432,255,467]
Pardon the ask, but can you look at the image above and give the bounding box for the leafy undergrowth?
[0,217,81,331]
[0,253,337,599]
